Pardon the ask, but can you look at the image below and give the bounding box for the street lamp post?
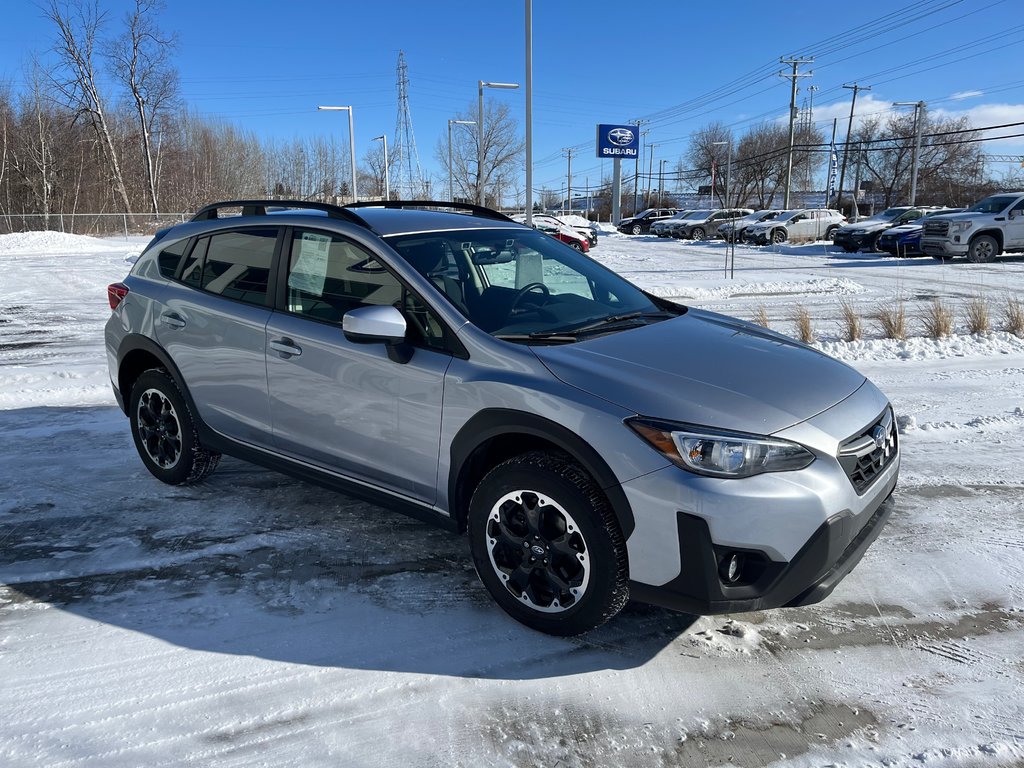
[372,135,389,200]
[894,101,926,205]
[477,80,520,207]
[713,139,734,278]
[447,119,475,203]
[317,105,357,203]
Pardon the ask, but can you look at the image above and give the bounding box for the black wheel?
[467,451,629,636]
[630,223,642,235]
[691,227,706,241]
[825,225,839,241]
[570,241,584,251]
[129,369,220,485]
[771,228,787,244]
[967,235,998,263]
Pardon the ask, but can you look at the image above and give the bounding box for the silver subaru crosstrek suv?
[105,200,899,636]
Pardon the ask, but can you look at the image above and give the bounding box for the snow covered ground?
[1,229,1022,767]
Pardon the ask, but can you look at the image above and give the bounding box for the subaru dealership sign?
[596,124,639,158]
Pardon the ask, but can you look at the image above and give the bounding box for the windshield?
[967,195,1018,214]
[686,210,713,220]
[388,228,676,342]
[876,207,911,221]
[669,210,694,220]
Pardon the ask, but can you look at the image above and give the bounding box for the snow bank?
[0,230,136,254]
[816,331,1024,362]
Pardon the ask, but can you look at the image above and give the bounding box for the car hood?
[929,212,985,223]
[838,218,897,233]
[882,223,923,235]
[531,309,866,434]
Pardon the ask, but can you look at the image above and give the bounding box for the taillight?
[108,282,129,310]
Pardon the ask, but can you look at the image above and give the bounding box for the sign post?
[596,124,639,226]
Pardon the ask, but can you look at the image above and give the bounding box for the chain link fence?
[0,213,189,237]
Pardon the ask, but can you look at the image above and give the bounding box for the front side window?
[287,229,449,351]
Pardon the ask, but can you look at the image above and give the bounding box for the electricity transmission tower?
[392,51,424,199]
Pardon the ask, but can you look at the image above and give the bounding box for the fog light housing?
[719,552,745,584]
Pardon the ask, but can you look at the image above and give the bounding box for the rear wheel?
[129,369,220,485]
[967,235,998,263]
[825,225,839,241]
[468,451,629,636]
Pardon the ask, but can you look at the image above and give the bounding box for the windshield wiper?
[494,331,578,344]
[563,310,676,335]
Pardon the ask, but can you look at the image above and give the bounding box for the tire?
[691,227,706,241]
[825,226,839,241]
[630,224,642,235]
[771,228,787,244]
[967,235,998,263]
[129,368,220,485]
[569,241,584,251]
[467,451,629,636]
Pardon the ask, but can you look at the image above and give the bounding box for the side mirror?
[343,305,412,363]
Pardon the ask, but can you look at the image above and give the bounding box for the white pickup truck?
[920,191,1024,262]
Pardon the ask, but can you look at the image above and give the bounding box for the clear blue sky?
[3,0,1023,196]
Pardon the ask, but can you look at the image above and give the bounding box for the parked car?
[718,210,783,243]
[105,198,898,636]
[512,214,590,252]
[832,207,939,253]
[557,214,600,247]
[744,209,846,245]
[921,192,1024,262]
[617,208,679,235]
[651,211,696,238]
[876,208,964,257]
[670,209,755,240]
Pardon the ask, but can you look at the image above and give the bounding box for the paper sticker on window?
[289,232,331,296]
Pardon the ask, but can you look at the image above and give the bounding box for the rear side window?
[193,229,277,306]
[157,239,189,279]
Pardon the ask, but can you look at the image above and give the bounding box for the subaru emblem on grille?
[872,424,891,456]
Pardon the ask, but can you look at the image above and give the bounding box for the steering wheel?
[506,282,550,318]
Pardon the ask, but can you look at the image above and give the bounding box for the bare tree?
[106,0,178,214]
[44,0,132,213]
[435,101,523,208]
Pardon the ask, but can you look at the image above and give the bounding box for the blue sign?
[596,124,639,158]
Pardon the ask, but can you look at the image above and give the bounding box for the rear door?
[264,227,453,503]
[156,226,279,446]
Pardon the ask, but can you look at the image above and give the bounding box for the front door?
[265,227,452,503]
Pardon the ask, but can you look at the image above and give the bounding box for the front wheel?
[771,228,787,244]
[690,227,706,241]
[129,369,220,485]
[468,451,629,636]
[967,235,998,263]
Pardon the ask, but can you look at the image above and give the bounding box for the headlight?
[626,418,815,478]
[951,221,973,233]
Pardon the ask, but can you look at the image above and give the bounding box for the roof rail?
[190,199,375,231]
[343,199,514,222]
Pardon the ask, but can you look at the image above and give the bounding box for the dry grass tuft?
[792,305,815,343]
[1004,297,1024,337]
[752,305,770,328]
[838,300,863,342]
[875,302,907,340]
[965,296,991,335]
[921,298,954,338]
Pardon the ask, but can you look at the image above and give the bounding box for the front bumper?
[629,485,894,614]
[833,231,874,251]
[921,237,967,258]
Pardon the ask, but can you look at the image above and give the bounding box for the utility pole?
[561,147,574,215]
[658,159,666,206]
[631,118,649,215]
[894,101,926,205]
[837,82,870,212]
[806,84,818,194]
[779,57,813,209]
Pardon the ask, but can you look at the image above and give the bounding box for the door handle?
[160,311,186,329]
[269,338,303,358]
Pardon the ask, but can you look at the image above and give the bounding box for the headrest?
[399,240,447,276]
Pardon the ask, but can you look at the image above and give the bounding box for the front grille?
[923,220,950,237]
[837,408,898,495]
